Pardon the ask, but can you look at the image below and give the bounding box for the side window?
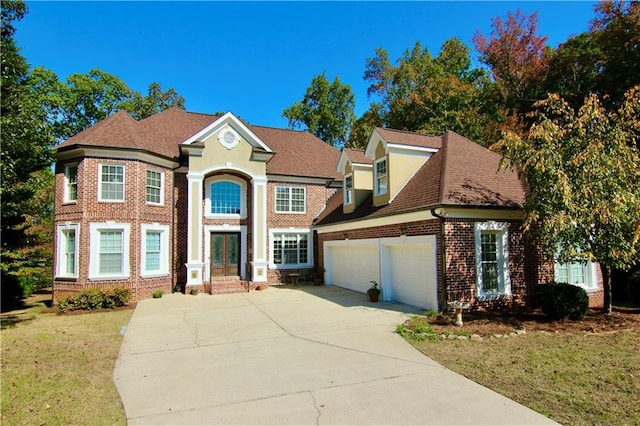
[64,165,78,202]
[475,222,511,298]
[99,164,125,201]
[146,170,163,205]
[344,174,353,205]
[275,186,306,213]
[56,223,79,278]
[141,224,170,277]
[374,159,387,196]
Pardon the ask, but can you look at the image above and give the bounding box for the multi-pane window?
[211,181,241,214]
[99,164,124,201]
[275,187,305,213]
[99,230,124,274]
[57,224,79,278]
[146,170,162,204]
[375,159,387,195]
[145,231,161,272]
[555,261,595,289]
[475,222,510,298]
[480,233,499,293]
[344,175,353,204]
[272,233,309,266]
[65,165,78,202]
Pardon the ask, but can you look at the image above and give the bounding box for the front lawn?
[1,291,133,425]
[401,310,640,425]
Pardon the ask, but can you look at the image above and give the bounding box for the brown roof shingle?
[375,127,442,149]
[315,130,525,226]
[343,148,372,165]
[56,108,341,180]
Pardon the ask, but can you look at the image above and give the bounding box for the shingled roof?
[342,148,372,165]
[315,130,525,226]
[374,127,442,149]
[56,108,341,180]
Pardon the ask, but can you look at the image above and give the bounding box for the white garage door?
[326,244,378,294]
[385,243,438,311]
[325,235,438,311]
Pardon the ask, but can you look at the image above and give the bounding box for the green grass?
[1,296,133,425]
[405,323,640,425]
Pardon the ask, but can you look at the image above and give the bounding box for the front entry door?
[210,233,240,277]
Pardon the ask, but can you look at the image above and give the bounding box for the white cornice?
[55,147,178,168]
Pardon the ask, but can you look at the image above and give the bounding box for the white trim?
[554,260,599,292]
[204,174,247,219]
[269,228,313,269]
[187,173,204,268]
[63,164,78,204]
[203,225,248,281]
[217,125,240,150]
[145,169,164,206]
[55,222,79,278]
[140,223,170,278]
[474,221,511,299]
[182,111,273,153]
[374,157,387,196]
[267,174,333,184]
[315,210,436,234]
[98,163,125,202]
[274,186,306,214]
[89,222,131,280]
[344,173,353,205]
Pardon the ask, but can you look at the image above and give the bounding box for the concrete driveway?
[114,285,556,425]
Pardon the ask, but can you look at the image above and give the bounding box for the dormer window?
[344,174,353,205]
[374,158,387,196]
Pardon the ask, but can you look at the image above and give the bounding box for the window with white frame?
[275,186,305,213]
[555,260,597,291]
[89,222,130,280]
[270,230,312,268]
[204,175,247,218]
[141,224,170,277]
[99,164,124,201]
[475,222,511,298]
[56,223,79,278]
[344,174,353,205]
[146,170,163,205]
[64,165,78,202]
[374,158,387,196]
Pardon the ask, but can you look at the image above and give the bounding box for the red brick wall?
[53,157,175,302]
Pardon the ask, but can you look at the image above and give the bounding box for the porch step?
[207,279,252,295]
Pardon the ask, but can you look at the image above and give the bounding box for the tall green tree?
[361,38,499,146]
[495,86,640,314]
[1,0,56,302]
[121,82,186,120]
[282,72,356,147]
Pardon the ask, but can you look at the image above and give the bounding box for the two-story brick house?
[53,108,340,301]
[53,108,603,311]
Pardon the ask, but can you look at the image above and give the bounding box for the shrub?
[56,286,131,313]
[536,282,589,320]
[152,290,163,299]
[103,286,131,308]
[627,271,640,306]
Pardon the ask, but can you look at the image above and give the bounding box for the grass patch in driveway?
[1,292,133,425]
[401,311,640,425]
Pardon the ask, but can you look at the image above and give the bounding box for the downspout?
[431,208,447,313]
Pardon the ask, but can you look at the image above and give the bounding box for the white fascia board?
[364,128,385,158]
[56,147,178,169]
[267,174,334,185]
[315,210,436,234]
[182,111,273,153]
[337,150,351,174]
[352,163,373,171]
[438,206,523,220]
[387,143,439,155]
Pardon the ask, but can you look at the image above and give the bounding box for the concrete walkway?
[113,286,556,425]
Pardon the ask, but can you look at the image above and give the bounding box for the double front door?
[210,232,240,277]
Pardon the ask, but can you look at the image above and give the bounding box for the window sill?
[274,211,307,215]
[54,276,77,282]
[146,202,165,207]
[88,275,130,281]
[140,272,169,279]
[204,213,245,220]
[61,201,77,206]
[477,292,511,302]
[270,264,313,270]
[98,200,125,203]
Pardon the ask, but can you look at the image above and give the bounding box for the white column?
[251,176,268,282]
[186,172,204,285]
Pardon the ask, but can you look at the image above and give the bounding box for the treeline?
[1,0,185,303]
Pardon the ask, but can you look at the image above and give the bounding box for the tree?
[473,9,550,117]
[495,86,640,313]
[122,82,186,120]
[1,0,56,302]
[282,72,356,147]
[347,103,384,149]
[362,38,499,145]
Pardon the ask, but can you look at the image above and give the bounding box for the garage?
[324,235,438,310]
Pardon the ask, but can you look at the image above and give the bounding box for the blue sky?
[16,1,598,129]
